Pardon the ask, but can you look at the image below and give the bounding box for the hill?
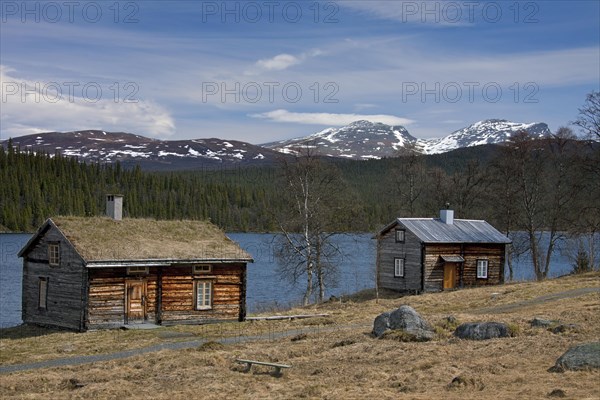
[1,130,290,171]
[1,272,598,398]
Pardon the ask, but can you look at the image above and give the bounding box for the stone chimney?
[106,194,123,220]
[440,209,454,225]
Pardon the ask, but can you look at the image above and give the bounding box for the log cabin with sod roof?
[376,209,511,293]
[18,195,253,331]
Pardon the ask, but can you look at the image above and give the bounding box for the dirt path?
[1,287,598,375]
[472,287,600,314]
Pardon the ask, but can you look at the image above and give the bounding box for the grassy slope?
[1,272,599,399]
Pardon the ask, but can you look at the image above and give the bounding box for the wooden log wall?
[423,244,460,292]
[87,263,246,328]
[423,243,505,292]
[160,264,245,324]
[87,268,158,328]
[21,225,87,331]
[462,244,505,286]
[377,225,422,293]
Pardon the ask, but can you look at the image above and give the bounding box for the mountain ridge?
[1,130,288,170]
[1,119,553,169]
[264,119,552,159]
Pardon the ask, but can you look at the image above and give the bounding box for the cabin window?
[127,266,149,275]
[394,258,405,277]
[395,230,405,243]
[193,264,212,274]
[195,280,212,310]
[48,243,60,266]
[38,278,48,310]
[477,260,488,279]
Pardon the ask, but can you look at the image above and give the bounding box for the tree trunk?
[303,261,313,306]
[529,231,544,281]
[506,243,514,282]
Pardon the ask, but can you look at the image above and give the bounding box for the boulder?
[530,317,555,328]
[550,342,600,372]
[372,306,434,341]
[550,324,579,334]
[372,312,390,338]
[454,322,510,340]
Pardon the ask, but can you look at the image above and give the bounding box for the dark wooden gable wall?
[377,223,422,293]
[21,224,87,330]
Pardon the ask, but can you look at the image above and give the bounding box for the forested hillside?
[0,144,280,232]
[1,135,598,241]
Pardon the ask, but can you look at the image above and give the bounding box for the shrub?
[507,323,521,337]
[572,247,591,274]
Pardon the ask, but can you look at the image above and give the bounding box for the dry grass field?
[1,272,599,399]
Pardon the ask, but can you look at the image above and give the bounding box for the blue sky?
[1,0,599,143]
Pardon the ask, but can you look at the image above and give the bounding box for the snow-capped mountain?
[265,119,551,159]
[2,130,286,170]
[2,119,553,169]
[262,120,418,159]
[417,119,551,154]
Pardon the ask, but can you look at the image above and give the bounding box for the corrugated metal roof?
[396,218,511,244]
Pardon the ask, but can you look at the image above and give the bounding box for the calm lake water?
[0,232,583,328]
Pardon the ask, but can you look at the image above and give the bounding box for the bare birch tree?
[572,91,600,139]
[499,129,581,280]
[274,145,351,305]
[391,143,427,217]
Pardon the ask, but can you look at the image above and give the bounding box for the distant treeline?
[1,135,598,237]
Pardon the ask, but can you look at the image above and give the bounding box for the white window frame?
[394,258,405,277]
[127,266,149,275]
[193,264,212,274]
[395,229,405,243]
[477,259,489,279]
[195,280,213,310]
[48,243,60,266]
[39,277,48,310]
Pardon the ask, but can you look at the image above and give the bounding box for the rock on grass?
[549,342,600,372]
[372,306,434,341]
[454,322,511,340]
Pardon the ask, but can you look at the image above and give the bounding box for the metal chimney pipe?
[440,209,454,225]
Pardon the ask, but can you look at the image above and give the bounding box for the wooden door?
[126,280,146,323]
[443,264,456,289]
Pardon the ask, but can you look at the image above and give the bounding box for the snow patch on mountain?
[263,120,417,158]
[3,130,287,169]
[418,119,551,154]
[264,119,551,159]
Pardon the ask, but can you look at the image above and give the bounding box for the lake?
[0,232,582,328]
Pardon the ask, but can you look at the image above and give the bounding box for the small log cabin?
[376,209,511,293]
[19,196,253,331]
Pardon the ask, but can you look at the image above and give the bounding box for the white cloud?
[249,109,415,126]
[0,66,175,139]
[256,54,301,71]
[248,49,324,75]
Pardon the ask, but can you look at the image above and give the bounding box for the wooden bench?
[235,359,292,376]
